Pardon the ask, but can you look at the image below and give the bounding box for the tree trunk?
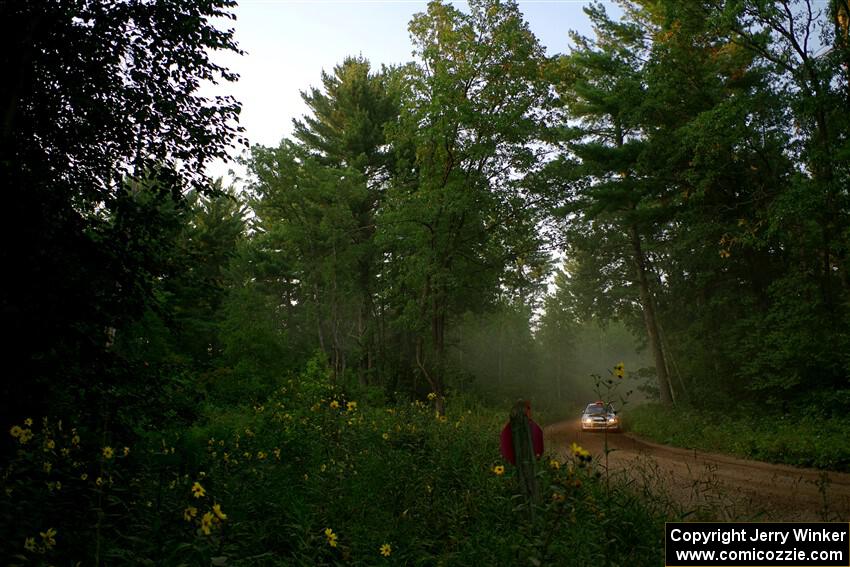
[357,302,367,387]
[431,293,446,415]
[629,224,674,405]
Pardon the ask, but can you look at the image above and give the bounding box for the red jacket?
[499,419,544,465]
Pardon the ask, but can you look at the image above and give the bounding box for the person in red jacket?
[499,400,544,465]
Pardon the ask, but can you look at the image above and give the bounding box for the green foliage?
[545,0,850,409]
[242,1,553,402]
[6,0,850,563]
[628,403,850,472]
[1,0,244,426]
[247,57,399,385]
[377,0,551,397]
[2,362,667,565]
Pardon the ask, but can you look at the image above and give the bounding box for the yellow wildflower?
[570,442,590,460]
[257,451,267,460]
[183,506,198,521]
[71,434,80,445]
[613,362,625,379]
[330,400,340,409]
[24,418,33,426]
[273,448,281,460]
[346,401,357,411]
[9,425,23,438]
[493,465,505,476]
[46,439,55,450]
[549,459,561,470]
[427,392,437,401]
[123,446,130,457]
[324,527,338,548]
[80,473,88,481]
[43,462,52,473]
[191,481,205,498]
[19,429,33,444]
[382,432,389,440]
[102,446,114,459]
[24,537,36,552]
[95,477,103,487]
[60,448,70,457]
[212,503,227,521]
[380,543,392,557]
[40,527,57,549]
[200,511,214,535]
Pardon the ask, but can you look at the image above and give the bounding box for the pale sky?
[207,0,618,181]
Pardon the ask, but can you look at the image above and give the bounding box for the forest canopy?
[237,0,850,413]
[2,0,849,424]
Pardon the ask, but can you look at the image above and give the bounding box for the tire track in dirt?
[544,419,850,521]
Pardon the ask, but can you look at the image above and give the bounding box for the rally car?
[581,401,620,432]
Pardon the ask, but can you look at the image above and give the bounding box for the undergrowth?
[627,403,850,472]
[3,360,669,565]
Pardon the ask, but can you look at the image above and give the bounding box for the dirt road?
[545,419,850,521]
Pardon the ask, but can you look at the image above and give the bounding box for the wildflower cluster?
[570,442,592,464]
[21,527,57,555]
[184,479,227,536]
[539,444,598,509]
[2,416,141,559]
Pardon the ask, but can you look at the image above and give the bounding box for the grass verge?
[626,403,850,472]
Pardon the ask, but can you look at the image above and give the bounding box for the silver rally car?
[581,401,620,432]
